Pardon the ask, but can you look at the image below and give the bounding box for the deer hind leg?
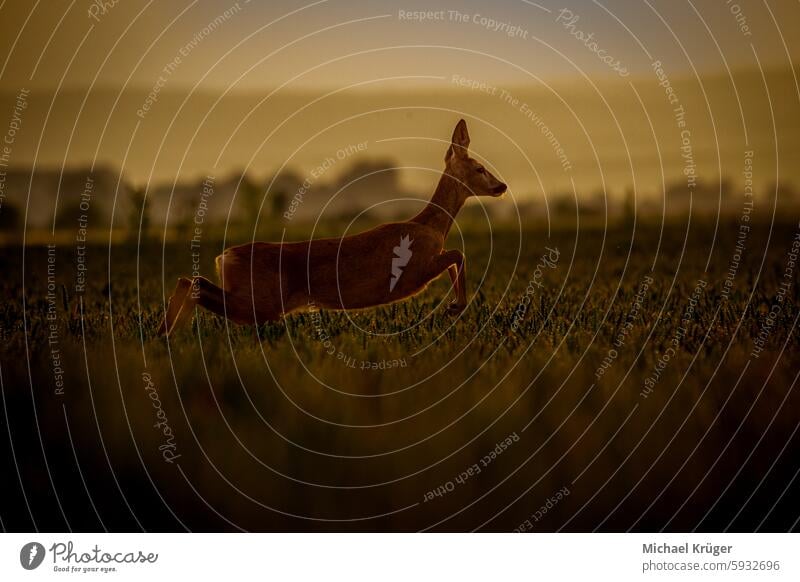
[159,276,246,336]
[189,276,285,328]
[186,276,256,327]
[159,277,192,336]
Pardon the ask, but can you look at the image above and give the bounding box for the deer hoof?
[446,302,466,315]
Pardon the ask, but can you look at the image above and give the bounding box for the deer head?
[444,119,507,197]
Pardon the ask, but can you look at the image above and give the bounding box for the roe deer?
[158,119,506,335]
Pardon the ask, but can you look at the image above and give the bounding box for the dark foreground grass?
[1,218,799,531]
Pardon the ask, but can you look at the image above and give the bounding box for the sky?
[1,0,798,204]
[1,0,798,92]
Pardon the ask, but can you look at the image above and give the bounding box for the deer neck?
[410,171,466,238]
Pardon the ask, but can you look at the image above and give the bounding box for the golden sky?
[1,0,798,209]
[1,0,798,92]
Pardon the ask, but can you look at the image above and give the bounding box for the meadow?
[1,216,798,532]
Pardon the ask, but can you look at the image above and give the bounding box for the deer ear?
[449,119,470,158]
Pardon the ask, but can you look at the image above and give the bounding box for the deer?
[158,119,506,336]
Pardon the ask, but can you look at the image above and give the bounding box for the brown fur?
[158,120,506,335]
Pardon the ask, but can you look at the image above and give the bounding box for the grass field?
[1,217,799,531]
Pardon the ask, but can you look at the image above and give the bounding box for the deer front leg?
[431,249,466,314]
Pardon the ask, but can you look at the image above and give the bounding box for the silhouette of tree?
[623,187,636,225]
[55,198,101,231]
[0,199,21,231]
[239,173,261,220]
[126,187,150,240]
[768,181,798,203]
[266,169,302,217]
[552,192,575,216]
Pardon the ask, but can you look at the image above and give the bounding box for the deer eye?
[476,167,485,174]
